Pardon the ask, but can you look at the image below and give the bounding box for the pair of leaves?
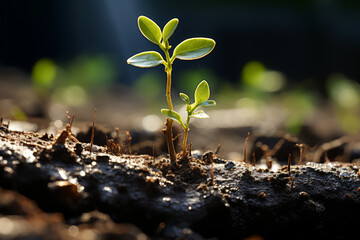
[161,80,216,130]
[127,16,215,68]
[138,15,178,45]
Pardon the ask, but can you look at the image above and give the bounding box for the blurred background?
[1,0,360,157]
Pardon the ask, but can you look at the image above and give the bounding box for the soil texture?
[0,124,359,240]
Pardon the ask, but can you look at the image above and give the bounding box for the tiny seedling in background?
[162,80,216,157]
[127,16,215,164]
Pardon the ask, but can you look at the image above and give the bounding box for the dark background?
[1,0,360,88]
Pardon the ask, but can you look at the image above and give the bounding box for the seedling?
[127,16,215,164]
[161,80,216,157]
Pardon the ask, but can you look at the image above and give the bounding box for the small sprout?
[161,80,216,157]
[127,16,215,164]
[243,132,251,163]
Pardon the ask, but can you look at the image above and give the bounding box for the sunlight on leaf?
[191,110,209,119]
[173,38,215,60]
[161,109,185,129]
[195,80,210,105]
[198,100,216,107]
[163,18,179,43]
[179,93,190,104]
[138,16,162,45]
[127,51,164,68]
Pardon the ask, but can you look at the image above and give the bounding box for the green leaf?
[138,16,162,45]
[191,110,209,119]
[127,51,164,68]
[162,18,179,43]
[195,80,210,106]
[173,38,215,60]
[198,100,216,107]
[179,93,190,104]
[161,109,185,129]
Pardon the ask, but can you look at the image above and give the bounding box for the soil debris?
[0,127,359,239]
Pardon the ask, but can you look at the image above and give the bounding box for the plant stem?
[182,115,190,157]
[163,45,173,110]
[166,70,173,110]
[163,49,177,165]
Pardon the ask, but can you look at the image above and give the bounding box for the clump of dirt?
[0,187,148,240]
[0,124,359,240]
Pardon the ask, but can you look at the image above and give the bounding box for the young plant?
[161,80,216,157]
[127,16,215,164]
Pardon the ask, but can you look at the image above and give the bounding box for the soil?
[0,122,360,240]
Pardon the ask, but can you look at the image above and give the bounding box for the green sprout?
[127,16,215,164]
[162,80,216,157]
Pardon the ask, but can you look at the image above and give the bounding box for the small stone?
[191,150,202,160]
[225,161,235,170]
[75,143,83,156]
[339,172,350,178]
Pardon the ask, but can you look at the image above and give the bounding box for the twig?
[70,114,76,128]
[243,132,251,163]
[125,130,132,154]
[214,142,221,155]
[296,144,304,164]
[209,152,214,186]
[252,151,256,166]
[267,158,272,169]
[287,153,291,174]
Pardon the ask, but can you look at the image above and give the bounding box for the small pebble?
[74,144,83,155]
[191,150,202,160]
[339,172,351,178]
[225,161,235,170]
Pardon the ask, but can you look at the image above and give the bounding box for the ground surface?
[0,122,359,240]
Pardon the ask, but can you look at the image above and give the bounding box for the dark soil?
[0,123,359,240]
